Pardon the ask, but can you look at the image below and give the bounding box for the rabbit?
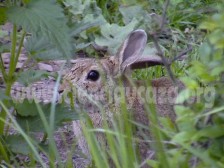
[59,29,183,167]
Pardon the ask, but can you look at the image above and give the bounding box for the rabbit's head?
[60,30,164,112]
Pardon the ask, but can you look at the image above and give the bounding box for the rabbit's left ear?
[117,29,163,73]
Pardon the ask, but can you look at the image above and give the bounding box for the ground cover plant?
[0,0,224,167]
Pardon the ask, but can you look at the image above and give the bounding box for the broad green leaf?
[0,90,10,100]
[211,66,224,76]
[15,99,39,117]
[172,131,196,143]
[64,0,101,16]
[0,28,8,38]
[146,159,159,168]
[119,5,167,33]
[17,70,49,86]
[0,43,10,53]
[5,135,36,155]
[189,61,216,83]
[159,117,177,132]
[63,0,107,53]
[198,42,213,63]
[199,20,217,31]
[142,45,158,56]
[76,42,92,50]
[174,141,220,167]
[180,77,199,89]
[192,125,224,140]
[119,5,143,24]
[200,14,224,31]
[209,138,224,159]
[208,30,224,49]
[175,106,196,131]
[16,101,79,132]
[64,0,90,15]
[71,14,106,36]
[7,0,73,59]
[95,19,138,54]
[24,35,66,60]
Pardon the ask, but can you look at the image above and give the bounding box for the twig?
[149,0,177,84]
[151,34,176,84]
[171,45,192,62]
[160,0,170,31]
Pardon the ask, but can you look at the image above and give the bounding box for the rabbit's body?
[59,30,183,167]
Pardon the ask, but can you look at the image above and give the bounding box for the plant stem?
[0,138,9,163]
[147,97,170,168]
[13,30,26,73]
[8,24,17,80]
[0,55,7,81]
[0,24,17,134]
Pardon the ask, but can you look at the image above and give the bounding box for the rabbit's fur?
[60,29,183,166]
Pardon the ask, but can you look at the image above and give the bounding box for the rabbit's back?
[126,77,182,127]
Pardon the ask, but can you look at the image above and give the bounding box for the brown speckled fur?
[59,30,183,167]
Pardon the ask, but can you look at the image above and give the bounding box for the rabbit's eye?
[87,70,100,81]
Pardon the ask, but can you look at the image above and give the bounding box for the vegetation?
[0,0,223,167]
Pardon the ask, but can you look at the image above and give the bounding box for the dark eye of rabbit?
[87,70,100,81]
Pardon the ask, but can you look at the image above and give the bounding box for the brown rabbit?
[59,29,183,167]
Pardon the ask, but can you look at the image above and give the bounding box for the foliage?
[0,0,223,167]
[16,70,49,86]
[172,7,224,167]
[7,0,73,59]
[15,100,79,132]
[0,0,76,165]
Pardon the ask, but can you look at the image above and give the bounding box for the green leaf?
[94,19,138,54]
[0,90,10,101]
[175,106,196,131]
[64,0,101,16]
[209,138,224,159]
[119,5,143,24]
[17,70,49,86]
[16,101,79,132]
[159,117,177,133]
[146,159,159,168]
[0,43,10,53]
[208,30,224,49]
[199,20,217,31]
[0,28,8,38]
[15,99,39,117]
[0,7,7,24]
[24,35,66,60]
[71,14,106,36]
[172,131,196,143]
[5,135,35,155]
[7,0,73,59]
[192,125,224,140]
[180,77,199,89]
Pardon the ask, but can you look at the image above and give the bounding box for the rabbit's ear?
[130,55,164,69]
[117,29,164,73]
[117,29,147,73]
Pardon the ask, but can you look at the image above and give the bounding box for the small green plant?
[0,0,77,166]
[171,8,224,167]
